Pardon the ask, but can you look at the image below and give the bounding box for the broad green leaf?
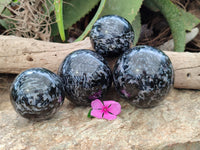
[99,0,143,46]
[76,0,143,42]
[180,8,200,31]
[150,0,186,52]
[144,0,200,52]
[75,0,106,42]
[0,19,9,29]
[100,0,143,23]
[132,12,141,46]
[51,0,100,36]
[54,0,65,41]
[144,0,200,31]
[0,7,12,29]
[0,0,11,14]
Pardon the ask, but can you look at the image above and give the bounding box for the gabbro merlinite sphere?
[58,49,112,106]
[10,68,65,120]
[90,15,134,57]
[113,46,174,108]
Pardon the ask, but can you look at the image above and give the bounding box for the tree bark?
[0,35,199,89]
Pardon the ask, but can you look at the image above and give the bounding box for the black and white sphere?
[58,49,112,106]
[10,68,65,120]
[113,46,174,108]
[90,15,134,57]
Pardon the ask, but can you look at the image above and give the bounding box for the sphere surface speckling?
[58,49,112,106]
[10,68,65,120]
[113,46,174,108]
[90,15,134,57]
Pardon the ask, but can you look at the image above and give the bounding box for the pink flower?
[91,99,121,120]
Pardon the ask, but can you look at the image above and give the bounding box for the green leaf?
[0,0,11,14]
[99,0,143,45]
[87,108,94,118]
[150,0,186,52]
[132,12,141,46]
[0,19,9,29]
[144,0,200,31]
[0,7,12,30]
[76,0,143,42]
[144,0,200,52]
[180,8,200,31]
[54,0,65,41]
[75,0,106,42]
[51,0,100,37]
[100,0,144,23]
[0,1,8,13]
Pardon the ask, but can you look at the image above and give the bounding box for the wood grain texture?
[0,35,199,89]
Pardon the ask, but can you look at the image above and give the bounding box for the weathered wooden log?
[0,35,200,89]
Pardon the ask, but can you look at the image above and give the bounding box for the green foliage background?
[0,0,200,52]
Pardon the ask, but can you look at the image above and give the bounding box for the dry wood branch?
[0,35,200,90]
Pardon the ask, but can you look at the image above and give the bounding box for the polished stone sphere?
[113,46,174,108]
[90,15,134,57]
[58,49,112,106]
[10,68,65,120]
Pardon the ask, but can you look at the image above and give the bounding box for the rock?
[0,76,200,149]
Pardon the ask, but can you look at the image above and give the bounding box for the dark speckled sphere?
[90,15,134,57]
[58,49,112,106]
[10,68,65,121]
[113,46,174,108]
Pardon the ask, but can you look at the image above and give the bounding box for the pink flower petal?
[103,112,117,120]
[91,109,103,119]
[103,100,119,106]
[103,101,121,115]
[91,99,103,110]
[108,103,121,115]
